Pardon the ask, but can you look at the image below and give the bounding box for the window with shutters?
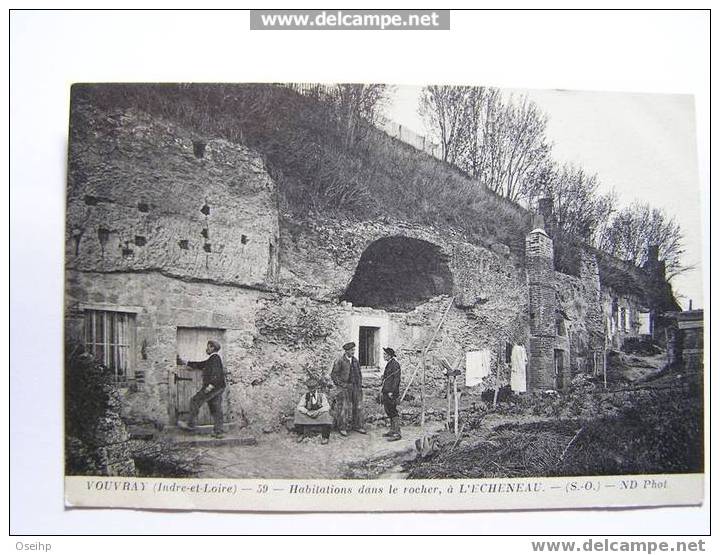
[84,309,137,383]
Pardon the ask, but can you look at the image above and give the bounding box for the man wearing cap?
[294,376,333,444]
[177,340,227,438]
[381,347,402,441]
[331,342,366,436]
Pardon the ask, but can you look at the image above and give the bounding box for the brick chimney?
[647,245,660,264]
[525,224,556,391]
[644,244,666,279]
[537,197,555,237]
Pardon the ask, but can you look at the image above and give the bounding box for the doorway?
[359,326,380,368]
[171,327,227,425]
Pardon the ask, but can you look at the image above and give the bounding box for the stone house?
[64,100,677,432]
[663,309,704,372]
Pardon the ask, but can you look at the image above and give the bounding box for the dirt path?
[192,425,434,479]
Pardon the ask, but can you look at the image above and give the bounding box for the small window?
[611,299,619,328]
[84,309,136,383]
[638,312,652,335]
[556,317,567,337]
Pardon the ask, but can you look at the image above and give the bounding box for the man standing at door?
[177,340,226,438]
[331,341,366,436]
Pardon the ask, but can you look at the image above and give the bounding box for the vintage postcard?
[63,83,704,511]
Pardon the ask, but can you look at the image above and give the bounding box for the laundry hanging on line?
[465,349,492,387]
[510,345,527,393]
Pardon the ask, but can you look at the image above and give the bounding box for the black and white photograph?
[10,8,709,534]
[62,82,703,510]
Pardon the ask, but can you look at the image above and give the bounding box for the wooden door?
[172,327,226,425]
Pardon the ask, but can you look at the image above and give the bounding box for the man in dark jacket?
[177,340,227,437]
[381,347,402,441]
[331,341,366,436]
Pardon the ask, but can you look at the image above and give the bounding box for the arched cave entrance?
[341,236,454,313]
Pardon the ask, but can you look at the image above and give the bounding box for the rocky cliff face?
[64,100,677,435]
[67,105,280,289]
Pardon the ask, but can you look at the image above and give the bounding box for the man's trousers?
[333,384,364,431]
[189,387,225,434]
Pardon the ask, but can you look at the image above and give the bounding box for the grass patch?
[406,386,703,479]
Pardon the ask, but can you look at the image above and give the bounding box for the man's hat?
[342,342,356,351]
[383,347,396,358]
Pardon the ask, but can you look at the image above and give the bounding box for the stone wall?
[64,102,678,434]
[279,215,530,391]
[65,271,270,425]
[555,250,647,378]
[66,243,530,432]
[278,216,523,303]
[67,105,280,289]
[92,386,137,476]
[63,102,532,428]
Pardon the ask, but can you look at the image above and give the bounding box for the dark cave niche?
[341,236,453,312]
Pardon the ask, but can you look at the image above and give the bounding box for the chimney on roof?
[647,245,660,264]
[537,198,554,236]
[643,244,666,279]
[531,213,546,232]
[689,299,693,311]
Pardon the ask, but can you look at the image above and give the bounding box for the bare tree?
[489,94,552,201]
[524,162,617,244]
[330,84,393,148]
[421,87,552,201]
[456,86,497,177]
[597,201,687,279]
[419,85,475,164]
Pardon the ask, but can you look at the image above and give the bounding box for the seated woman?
[294,378,333,444]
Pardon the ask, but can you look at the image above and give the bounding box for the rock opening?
[341,236,453,312]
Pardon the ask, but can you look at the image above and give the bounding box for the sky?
[387,86,703,309]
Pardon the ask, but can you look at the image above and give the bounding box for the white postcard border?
[66,473,703,512]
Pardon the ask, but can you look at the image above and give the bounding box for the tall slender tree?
[419,85,474,164]
[597,201,688,279]
[420,86,552,201]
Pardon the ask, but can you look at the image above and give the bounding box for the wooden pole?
[419,297,455,434]
[420,358,426,430]
[399,365,420,403]
[601,328,609,389]
[492,349,500,408]
[603,350,607,389]
[401,297,456,404]
[446,373,452,432]
[453,374,459,436]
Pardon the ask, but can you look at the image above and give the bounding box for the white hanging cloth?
[510,345,528,393]
[465,350,491,387]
